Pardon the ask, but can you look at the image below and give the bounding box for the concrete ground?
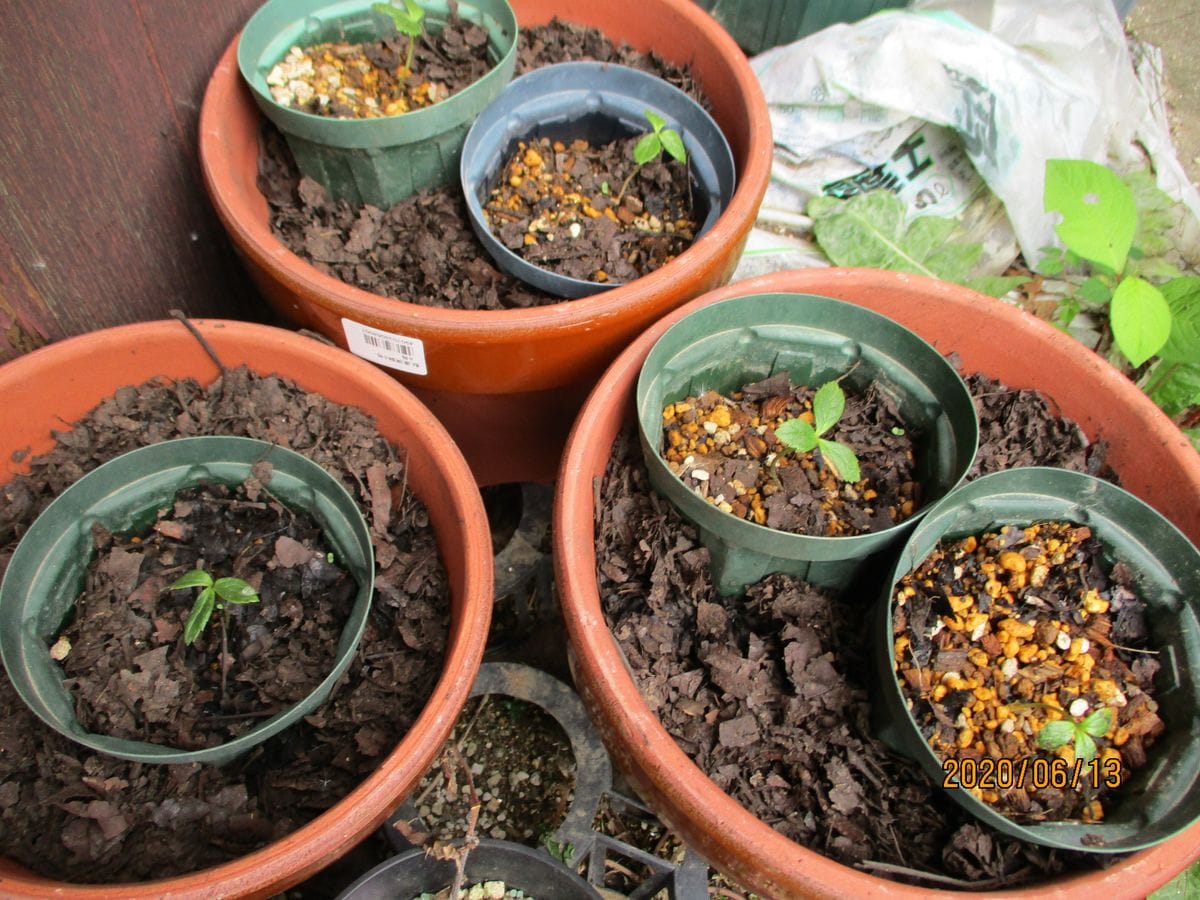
[1128,0,1200,188]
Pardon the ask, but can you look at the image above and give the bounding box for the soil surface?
[258,19,705,309]
[485,135,697,285]
[594,372,1120,889]
[61,475,355,750]
[0,364,448,883]
[266,13,492,118]
[894,520,1161,823]
[660,374,918,536]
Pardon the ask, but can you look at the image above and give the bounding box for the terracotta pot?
[198,0,772,485]
[554,268,1200,898]
[0,319,492,898]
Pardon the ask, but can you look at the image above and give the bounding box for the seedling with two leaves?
[1036,706,1115,762]
[168,567,260,646]
[774,380,862,483]
[616,110,688,203]
[373,0,426,71]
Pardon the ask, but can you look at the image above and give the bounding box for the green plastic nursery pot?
[693,0,906,53]
[238,0,518,207]
[0,436,374,767]
[875,467,1200,853]
[635,292,978,595]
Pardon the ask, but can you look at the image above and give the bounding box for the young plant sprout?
[1037,705,1115,761]
[167,567,260,646]
[774,380,862,483]
[372,0,426,71]
[616,109,688,203]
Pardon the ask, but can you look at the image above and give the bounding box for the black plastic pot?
[460,61,737,299]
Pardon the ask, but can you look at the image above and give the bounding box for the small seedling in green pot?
[167,567,260,645]
[372,0,426,72]
[616,109,688,203]
[775,381,862,483]
[1037,706,1115,761]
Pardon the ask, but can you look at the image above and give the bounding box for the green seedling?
[373,0,426,71]
[616,109,688,203]
[774,380,862,483]
[167,567,260,645]
[1036,706,1115,762]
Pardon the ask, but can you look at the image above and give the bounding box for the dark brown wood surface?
[0,0,269,364]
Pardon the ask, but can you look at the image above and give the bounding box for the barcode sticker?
[341,318,428,375]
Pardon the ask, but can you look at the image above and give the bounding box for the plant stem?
[1140,360,1179,397]
[614,163,643,205]
[220,607,231,705]
[405,34,415,71]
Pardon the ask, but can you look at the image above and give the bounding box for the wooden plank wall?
[0,0,269,364]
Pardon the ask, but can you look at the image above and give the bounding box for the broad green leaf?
[1125,168,1178,260]
[965,275,1027,298]
[659,128,688,164]
[169,569,213,591]
[775,418,818,452]
[1044,159,1136,274]
[1036,719,1075,750]
[811,381,845,435]
[1110,276,1171,367]
[1078,276,1113,306]
[1082,707,1115,737]
[633,133,662,165]
[214,577,260,605]
[818,439,861,483]
[1159,276,1200,364]
[809,190,981,283]
[1149,860,1200,900]
[1074,731,1098,761]
[1149,362,1200,417]
[643,109,666,132]
[184,589,215,645]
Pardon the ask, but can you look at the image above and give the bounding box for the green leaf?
[213,577,260,606]
[1044,159,1136,274]
[809,190,981,284]
[1074,731,1098,761]
[1036,246,1064,276]
[1082,707,1115,737]
[1078,276,1113,306]
[775,418,818,452]
[1125,167,1178,260]
[965,275,1027,298]
[1110,276,1172,367]
[810,381,845,435]
[643,109,666,133]
[1149,859,1200,900]
[1159,277,1200,364]
[1149,362,1200,416]
[184,589,215,645]
[633,133,662,166]
[1036,719,1075,751]
[659,128,687,164]
[817,439,861,483]
[168,569,213,591]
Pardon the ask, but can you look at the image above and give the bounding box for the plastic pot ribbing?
[636,292,977,595]
[199,0,772,485]
[338,840,602,899]
[875,468,1200,853]
[0,436,374,767]
[238,0,518,206]
[461,62,737,298]
[0,319,491,899]
[553,268,1200,898]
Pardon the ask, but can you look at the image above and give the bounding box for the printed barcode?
[362,332,413,357]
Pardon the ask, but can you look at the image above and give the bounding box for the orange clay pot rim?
[0,319,492,898]
[554,269,1200,897]
[198,0,772,338]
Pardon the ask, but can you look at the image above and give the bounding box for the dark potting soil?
[267,14,494,118]
[485,135,698,285]
[594,376,1122,888]
[660,373,918,537]
[0,365,448,883]
[60,476,356,750]
[257,19,707,309]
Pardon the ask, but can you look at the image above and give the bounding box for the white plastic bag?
[736,0,1200,280]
